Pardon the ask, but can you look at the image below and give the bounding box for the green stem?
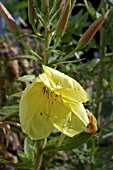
[95,27,105,125]
[44,25,50,65]
[95,1,106,125]
[57,46,79,63]
[35,140,43,170]
[58,133,65,146]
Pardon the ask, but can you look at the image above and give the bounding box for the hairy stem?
[35,140,43,170]
[44,25,50,65]
[95,1,106,125]
[57,46,79,63]
[95,27,105,125]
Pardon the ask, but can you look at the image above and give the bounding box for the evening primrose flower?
[19,65,90,140]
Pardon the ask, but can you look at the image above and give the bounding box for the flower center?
[42,86,59,112]
[42,86,59,118]
[42,86,58,99]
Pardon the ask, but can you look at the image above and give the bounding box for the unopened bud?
[0,2,20,37]
[41,0,49,16]
[60,0,66,14]
[56,0,71,37]
[76,13,107,51]
[28,0,37,26]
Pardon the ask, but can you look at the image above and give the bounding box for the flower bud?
[41,0,49,16]
[0,2,20,37]
[56,0,71,38]
[76,13,107,50]
[28,0,37,26]
[60,0,66,14]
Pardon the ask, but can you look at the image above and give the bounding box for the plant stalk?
[57,46,79,63]
[44,25,50,65]
[35,140,43,170]
[95,27,105,125]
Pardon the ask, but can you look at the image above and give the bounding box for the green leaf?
[105,8,113,51]
[51,49,65,55]
[0,105,19,115]
[13,55,38,61]
[17,1,28,10]
[18,75,36,82]
[0,159,34,169]
[18,34,44,41]
[88,2,96,18]
[43,132,93,152]
[24,136,35,161]
[17,150,31,162]
[9,92,22,98]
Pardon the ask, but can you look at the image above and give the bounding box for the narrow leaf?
[0,159,34,169]
[24,136,35,161]
[0,105,19,115]
[18,75,36,82]
[13,55,38,61]
[43,132,93,152]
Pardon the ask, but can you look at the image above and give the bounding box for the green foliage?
[105,8,113,51]
[18,75,36,82]
[0,159,34,169]
[44,133,93,152]
[0,105,19,116]
[24,136,36,161]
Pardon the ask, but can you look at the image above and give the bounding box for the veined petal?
[42,65,89,102]
[39,73,54,90]
[54,87,89,103]
[19,65,90,139]
[64,101,90,126]
[19,81,53,140]
[49,97,89,137]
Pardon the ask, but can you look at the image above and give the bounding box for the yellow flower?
[19,65,90,140]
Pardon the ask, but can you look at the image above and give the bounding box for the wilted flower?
[19,65,90,140]
[86,110,98,134]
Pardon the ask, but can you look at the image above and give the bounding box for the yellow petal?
[19,81,53,140]
[55,87,89,103]
[39,73,53,90]
[42,65,89,103]
[48,96,89,137]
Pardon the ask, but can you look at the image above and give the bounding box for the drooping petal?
[19,81,53,140]
[48,96,89,137]
[39,73,53,90]
[54,87,89,103]
[65,101,90,126]
[42,65,89,102]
